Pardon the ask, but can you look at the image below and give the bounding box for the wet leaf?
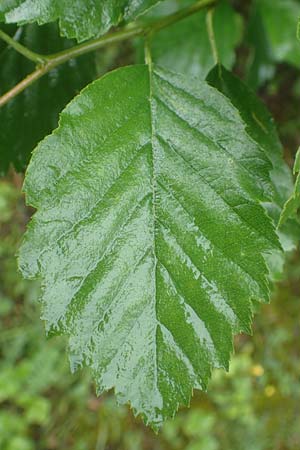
[1,0,161,42]
[19,64,280,429]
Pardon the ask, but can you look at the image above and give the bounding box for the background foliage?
[0,0,300,447]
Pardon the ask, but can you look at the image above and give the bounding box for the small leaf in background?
[1,0,162,42]
[0,23,96,175]
[256,0,300,67]
[245,7,275,89]
[207,65,300,280]
[136,0,242,79]
[19,64,280,428]
[279,148,300,226]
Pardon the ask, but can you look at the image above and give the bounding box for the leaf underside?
[1,0,161,41]
[19,64,280,429]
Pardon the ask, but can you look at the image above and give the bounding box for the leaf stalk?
[0,28,46,64]
[206,7,219,65]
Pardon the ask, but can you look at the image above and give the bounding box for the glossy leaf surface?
[19,64,280,428]
[137,0,242,79]
[279,148,300,226]
[0,23,96,174]
[1,0,161,42]
[207,65,298,279]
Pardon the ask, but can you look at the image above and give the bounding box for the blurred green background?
[1,0,300,448]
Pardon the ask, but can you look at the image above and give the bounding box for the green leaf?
[19,64,279,429]
[245,7,275,89]
[207,65,298,280]
[1,0,161,42]
[0,1,20,21]
[257,0,300,67]
[279,148,300,226]
[0,23,96,174]
[136,0,242,79]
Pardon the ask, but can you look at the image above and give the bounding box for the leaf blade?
[206,64,298,280]
[136,0,242,79]
[257,0,300,67]
[19,64,280,428]
[1,0,162,41]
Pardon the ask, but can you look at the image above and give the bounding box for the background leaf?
[19,64,280,428]
[0,23,96,175]
[0,0,21,21]
[1,0,162,42]
[245,7,275,89]
[279,148,300,226]
[207,65,300,280]
[136,0,242,79]
[256,0,300,67]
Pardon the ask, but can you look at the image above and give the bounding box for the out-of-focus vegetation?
[0,170,299,449]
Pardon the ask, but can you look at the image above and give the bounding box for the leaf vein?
[157,132,275,248]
